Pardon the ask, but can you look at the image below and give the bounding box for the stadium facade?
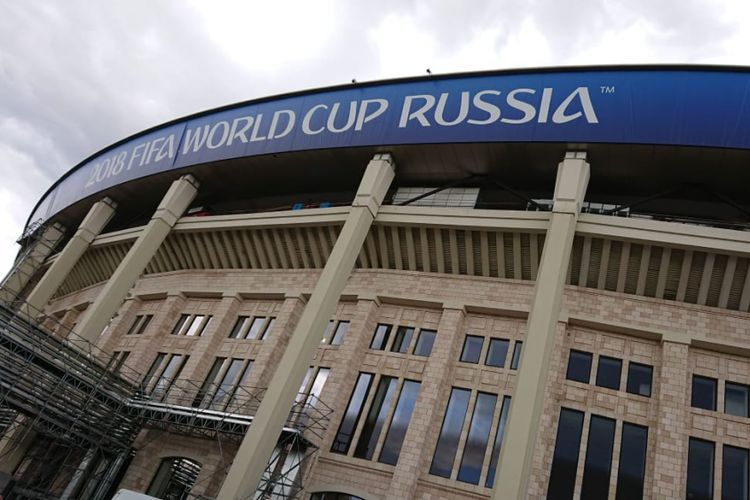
[1,65,750,499]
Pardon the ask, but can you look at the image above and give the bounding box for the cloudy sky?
[1,0,749,274]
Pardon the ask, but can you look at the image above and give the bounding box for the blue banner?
[30,68,750,223]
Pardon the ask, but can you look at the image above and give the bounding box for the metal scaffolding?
[0,224,332,500]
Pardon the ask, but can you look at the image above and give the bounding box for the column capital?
[352,153,396,218]
[73,197,117,244]
[152,175,201,226]
[442,300,467,313]
[553,152,590,215]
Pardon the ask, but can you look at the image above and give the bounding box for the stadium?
[1,65,750,499]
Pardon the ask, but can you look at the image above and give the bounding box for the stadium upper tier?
[28,65,750,236]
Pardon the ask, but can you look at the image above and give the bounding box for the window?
[692,375,718,411]
[210,358,248,407]
[547,408,585,500]
[725,382,750,418]
[143,353,167,388]
[430,389,509,484]
[370,324,392,350]
[110,351,130,373]
[354,377,398,460]
[485,396,511,488]
[171,314,212,337]
[150,354,189,397]
[245,316,273,340]
[723,445,749,500]
[378,380,420,465]
[331,373,373,454]
[125,314,152,335]
[413,329,437,357]
[170,314,189,335]
[457,392,497,484]
[390,326,415,353]
[329,321,349,345]
[580,415,616,499]
[147,457,201,499]
[297,367,330,409]
[485,338,510,368]
[460,336,484,363]
[687,437,714,500]
[322,320,349,345]
[228,316,249,339]
[596,356,622,390]
[626,362,653,397]
[193,357,226,407]
[334,374,420,465]
[224,360,254,410]
[186,315,210,336]
[321,320,335,343]
[510,341,523,370]
[615,423,648,500]
[430,388,471,478]
[566,350,593,383]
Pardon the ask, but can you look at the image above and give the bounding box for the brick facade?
[40,268,750,499]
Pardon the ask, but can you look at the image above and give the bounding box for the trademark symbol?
[600,85,616,94]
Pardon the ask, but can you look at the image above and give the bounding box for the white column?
[25,198,116,313]
[216,154,395,500]
[74,175,199,343]
[492,152,590,500]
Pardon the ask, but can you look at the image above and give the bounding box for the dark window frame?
[692,375,718,411]
[378,379,421,465]
[457,391,498,485]
[390,326,416,354]
[580,414,616,499]
[625,362,653,398]
[331,373,375,454]
[429,387,471,478]
[413,329,437,357]
[725,381,750,418]
[228,316,249,339]
[510,341,523,370]
[566,350,593,384]
[615,422,648,500]
[329,320,350,346]
[369,324,393,351]
[595,355,623,391]
[686,437,715,500]
[459,335,484,364]
[485,338,510,368]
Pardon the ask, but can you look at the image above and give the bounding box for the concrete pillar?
[217,154,395,500]
[74,175,198,344]
[652,340,690,498]
[25,198,116,313]
[492,152,590,500]
[0,223,65,304]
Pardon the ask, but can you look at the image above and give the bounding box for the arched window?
[146,456,202,500]
[310,493,365,500]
